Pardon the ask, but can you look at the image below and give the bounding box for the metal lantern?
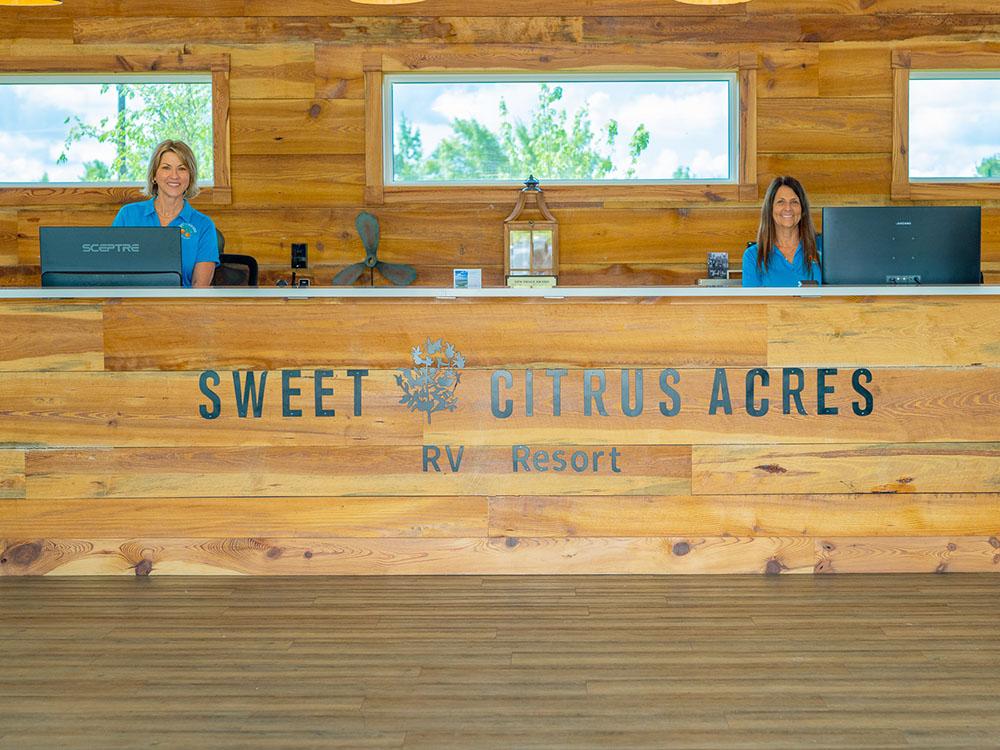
[503,176,559,280]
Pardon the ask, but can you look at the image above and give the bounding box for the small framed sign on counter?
[453,269,482,289]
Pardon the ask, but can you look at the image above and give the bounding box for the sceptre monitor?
[40,226,183,287]
[821,206,981,285]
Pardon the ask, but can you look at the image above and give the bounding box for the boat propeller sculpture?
[332,211,417,286]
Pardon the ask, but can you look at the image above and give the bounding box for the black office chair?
[212,228,259,286]
[214,254,259,286]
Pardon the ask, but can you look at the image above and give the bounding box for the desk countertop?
[1,285,999,300]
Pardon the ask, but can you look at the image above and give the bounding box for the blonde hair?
[144,139,200,199]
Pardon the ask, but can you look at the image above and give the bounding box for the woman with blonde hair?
[112,139,219,287]
[742,176,821,287]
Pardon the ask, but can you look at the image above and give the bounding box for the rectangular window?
[384,73,738,185]
[0,74,213,186]
[909,72,1000,181]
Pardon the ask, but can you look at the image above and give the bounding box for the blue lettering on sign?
[196,366,875,421]
[746,368,769,417]
[709,368,733,415]
[782,368,807,415]
[852,368,874,416]
[512,444,622,473]
[233,371,268,418]
[198,370,221,420]
[423,445,464,472]
[314,370,335,417]
[817,368,839,415]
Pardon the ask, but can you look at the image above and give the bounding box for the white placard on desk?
[453,268,482,289]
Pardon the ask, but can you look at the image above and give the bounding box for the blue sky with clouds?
[0,84,120,183]
[390,79,734,181]
[3,77,997,184]
[0,81,211,184]
[909,78,1000,178]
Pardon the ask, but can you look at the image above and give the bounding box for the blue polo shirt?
[742,238,823,287]
[112,198,219,287]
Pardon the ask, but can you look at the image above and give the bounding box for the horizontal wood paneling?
[5,497,489,538]
[0,303,103,371]
[10,493,1000,539]
[692,443,1000,495]
[818,536,1000,574]
[758,153,892,200]
[231,154,365,206]
[0,210,16,266]
[0,366,997,448]
[757,98,892,154]
[0,451,25,499]
[24,445,692,499]
[101,299,769,370]
[0,536,818,575]
[4,535,999,576]
[758,46,819,99]
[228,44,317,99]
[73,17,584,45]
[488,494,1000,538]
[767,297,1000,366]
[4,3,1000,576]
[817,46,893,98]
[230,99,364,156]
[584,15,1000,44]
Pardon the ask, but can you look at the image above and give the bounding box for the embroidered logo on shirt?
[178,222,197,239]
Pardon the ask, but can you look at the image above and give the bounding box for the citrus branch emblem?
[395,338,465,423]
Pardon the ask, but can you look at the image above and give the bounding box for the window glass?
[386,74,737,184]
[909,73,1000,181]
[0,76,213,185]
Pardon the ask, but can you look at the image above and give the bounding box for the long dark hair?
[756,176,819,274]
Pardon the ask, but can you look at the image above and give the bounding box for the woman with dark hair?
[742,176,822,287]
[112,139,219,288]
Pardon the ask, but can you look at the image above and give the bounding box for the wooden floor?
[1,575,998,749]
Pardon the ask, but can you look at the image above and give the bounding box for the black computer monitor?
[40,226,183,287]
[821,206,981,285]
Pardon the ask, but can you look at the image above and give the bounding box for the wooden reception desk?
[1,286,998,575]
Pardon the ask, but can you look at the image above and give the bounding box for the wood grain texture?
[818,537,1000,574]
[378,42,743,72]
[102,299,769,370]
[231,154,365,206]
[757,97,892,154]
[246,0,749,17]
[758,46,819,99]
[74,17,583,45]
[230,99,364,156]
[1,575,999,746]
[4,496,488,538]
[692,443,1000,495]
[0,451,25,499]
[0,303,103,371]
[584,14,1000,45]
[488,493,1000,538]
[758,153,892,200]
[23,445,691,499]
[0,366,997,448]
[228,44,317,99]
[0,536,814,575]
[767,298,1000,367]
[0,52,229,73]
[0,210,16,266]
[818,45,892,98]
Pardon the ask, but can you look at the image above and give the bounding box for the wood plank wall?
[1,0,1000,286]
[1,294,999,575]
